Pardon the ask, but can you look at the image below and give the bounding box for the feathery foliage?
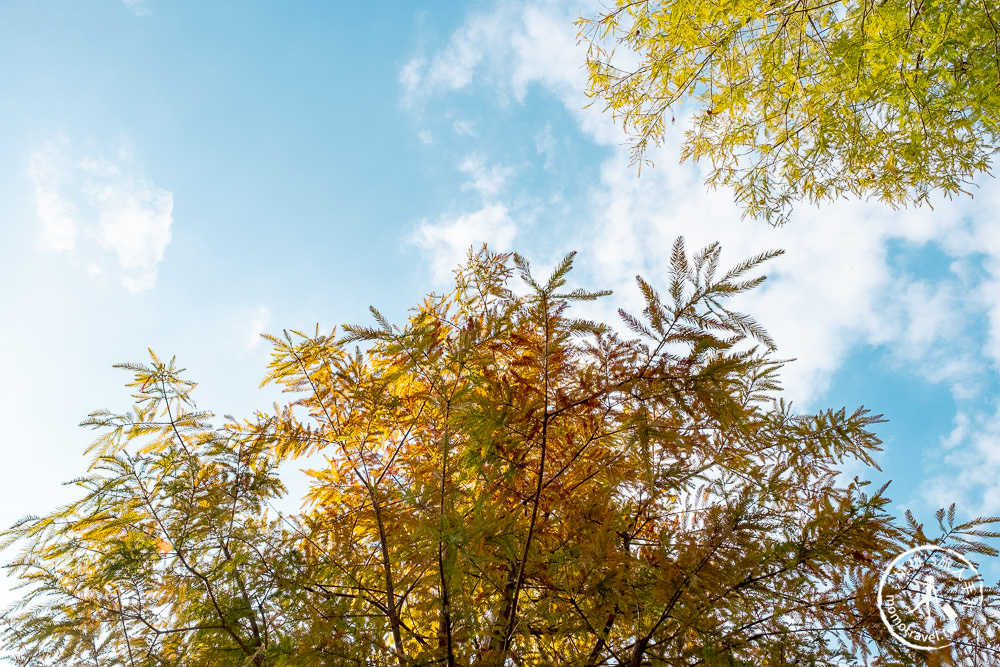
[3,241,999,665]
[579,0,1000,225]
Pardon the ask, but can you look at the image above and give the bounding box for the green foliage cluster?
[2,242,998,665]
[580,0,1000,224]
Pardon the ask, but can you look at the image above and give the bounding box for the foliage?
[0,355,306,666]
[3,241,999,665]
[579,0,1000,225]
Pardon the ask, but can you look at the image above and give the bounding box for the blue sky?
[2,0,999,601]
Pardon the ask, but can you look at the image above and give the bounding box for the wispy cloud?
[923,404,1000,515]
[459,155,513,198]
[453,120,477,137]
[29,143,78,253]
[399,4,520,107]
[411,204,517,283]
[399,57,426,101]
[397,1,610,139]
[122,0,151,16]
[535,123,556,169]
[27,137,174,292]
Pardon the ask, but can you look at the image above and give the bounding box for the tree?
[3,241,998,665]
[578,1,1000,225]
[0,353,305,666]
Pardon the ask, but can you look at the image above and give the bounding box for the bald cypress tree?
[3,240,998,665]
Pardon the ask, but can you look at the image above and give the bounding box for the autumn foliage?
[2,241,998,666]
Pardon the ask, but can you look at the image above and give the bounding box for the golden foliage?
[3,242,998,665]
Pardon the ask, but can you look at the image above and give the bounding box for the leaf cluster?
[579,0,1000,224]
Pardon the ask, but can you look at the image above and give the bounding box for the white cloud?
[397,1,613,143]
[418,129,433,145]
[459,155,513,198]
[411,204,518,283]
[29,140,78,253]
[453,119,477,137]
[422,9,508,92]
[573,135,1000,407]
[122,0,151,16]
[27,138,174,292]
[922,405,1000,515]
[571,146,902,403]
[399,57,425,97]
[509,3,589,101]
[400,2,565,108]
[959,184,1000,368]
[535,123,556,168]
